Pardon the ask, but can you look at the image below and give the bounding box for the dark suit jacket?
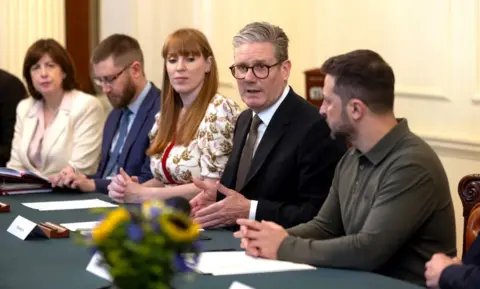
[219,87,347,228]
[440,235,480,289]
[0,69,26,166]
[91,83,160,193]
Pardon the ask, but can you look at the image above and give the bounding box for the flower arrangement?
[82,199,201,289]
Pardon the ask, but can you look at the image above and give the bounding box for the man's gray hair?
[233,22,289,62]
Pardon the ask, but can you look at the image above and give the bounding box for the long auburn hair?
[147,28,219,156]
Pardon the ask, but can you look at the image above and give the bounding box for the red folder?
[0,167,52,195]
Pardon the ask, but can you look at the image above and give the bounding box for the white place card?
[86,252,112,281]
[7,215,43,240]
[229,281,256,289]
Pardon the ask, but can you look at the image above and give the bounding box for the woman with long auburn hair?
[107,28,240,203]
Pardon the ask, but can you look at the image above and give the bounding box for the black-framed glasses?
[93,63,132,87]
[229,62,280,79]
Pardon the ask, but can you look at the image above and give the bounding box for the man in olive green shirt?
[234,49,456,286]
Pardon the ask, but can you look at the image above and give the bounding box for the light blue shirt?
[110,81,152,154]
[249,85,290,220]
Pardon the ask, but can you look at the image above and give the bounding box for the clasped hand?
[107,168,143,203]
[233,219,288,260]
[49,167,95,192]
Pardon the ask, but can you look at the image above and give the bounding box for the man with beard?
[234,49,456,287]
[50,34,160,193]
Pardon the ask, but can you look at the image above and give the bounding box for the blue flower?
[150,207,161,218]
[174,253,192,273]
[127,223,144,242]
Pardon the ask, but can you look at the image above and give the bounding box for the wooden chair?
[458,174,480,256]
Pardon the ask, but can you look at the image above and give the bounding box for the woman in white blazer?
[7,39,104,178]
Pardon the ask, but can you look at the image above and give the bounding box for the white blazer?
[7,90,104,178]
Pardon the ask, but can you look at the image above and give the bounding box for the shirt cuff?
[249,200,258,220]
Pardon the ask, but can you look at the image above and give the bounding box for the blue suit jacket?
[91,84,160,193]
[440,235,480,289]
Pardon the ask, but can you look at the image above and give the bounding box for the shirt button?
[359,165,364,170]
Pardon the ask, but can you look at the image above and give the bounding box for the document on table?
[60,221,99,232]
[193,251,316,275]
[22,199,117,211]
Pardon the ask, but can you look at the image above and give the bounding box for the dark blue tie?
[103,108,132,178]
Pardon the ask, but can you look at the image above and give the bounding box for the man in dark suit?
[190,22,346,229]
[50,34,160,194]
[425,235,480,289]
[0,69,26,167]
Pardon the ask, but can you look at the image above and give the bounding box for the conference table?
[0,192,424,289]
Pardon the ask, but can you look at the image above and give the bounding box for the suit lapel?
[41,93,75,167]
[117,87,157,166]
[222,112,251,189]
[239,92,295,191]
[21,101,41,169]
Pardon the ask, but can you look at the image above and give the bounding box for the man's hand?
[234,219,288,259]
[71,173,96,192]
[107,168,141,203]
[190,178,219,216]
[425,253,462,288]
[193,184,250,228]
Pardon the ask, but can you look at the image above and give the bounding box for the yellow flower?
[92,207,130,242]
[159,212,200,242]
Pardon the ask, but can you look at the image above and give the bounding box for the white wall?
[0,0,65,80]
[99,0,195,94]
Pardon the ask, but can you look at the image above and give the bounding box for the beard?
[107,78,136,109]
[329,108,355,141]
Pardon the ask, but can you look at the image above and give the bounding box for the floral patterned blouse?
[148,94,241,185]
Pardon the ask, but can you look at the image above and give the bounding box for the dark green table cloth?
[0,192,424,289]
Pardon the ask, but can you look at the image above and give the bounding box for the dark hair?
[321,49,395,114]
[91,34,144,68]
[23,38,77,100]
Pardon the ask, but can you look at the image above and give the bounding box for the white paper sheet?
[60,221,99,232]
[229,281,256,289]
[193,251,315,275]
[22,199,118,211]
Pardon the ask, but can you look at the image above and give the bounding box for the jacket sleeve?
[68,95,104,175]
[439,264,480,289]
